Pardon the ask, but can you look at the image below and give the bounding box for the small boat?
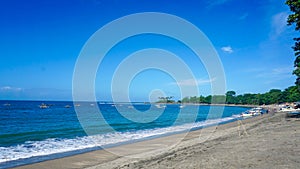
[286,111,300,118]
[179,105,185,108]
[65,105,72,108]
[39,103,49,109]
[241,107,263,117]
[155,104,166,108]
[280,106,295,112]
[241,111,254,117]
[155,104,161,108]
[3,103,11,106]
[74,104,80,107]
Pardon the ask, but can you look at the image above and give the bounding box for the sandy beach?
[15,110,299,169]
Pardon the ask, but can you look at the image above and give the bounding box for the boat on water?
[155,104,166,108]
[3,103,11,106]
[39,103,49,109]
[65,105,72,108]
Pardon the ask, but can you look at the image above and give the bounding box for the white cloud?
[255,66,294,84]
[169,78,216,86]
[0,86,22,91]
[206,0,232,8]
[270,12,288,39]
[239,13,248,20]
[221,46,233,53]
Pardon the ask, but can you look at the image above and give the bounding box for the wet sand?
[15,111,300,169]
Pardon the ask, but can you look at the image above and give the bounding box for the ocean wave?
[0,114,241,164]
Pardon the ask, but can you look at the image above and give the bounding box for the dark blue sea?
[0,100,250,168]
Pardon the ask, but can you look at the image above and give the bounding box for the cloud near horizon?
[255,66,294,84]
[169,78,216,86]
[221,46,233,53]
[0,86,22,91]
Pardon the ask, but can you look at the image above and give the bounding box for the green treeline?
[181,86,300,105]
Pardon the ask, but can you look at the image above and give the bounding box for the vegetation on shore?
[180,86,300,105]
[157,96,176,103]
[286,0,300,86]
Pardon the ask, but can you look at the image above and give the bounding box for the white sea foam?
[0,114,240,164]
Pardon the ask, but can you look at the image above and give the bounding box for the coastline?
[13,107,299,169]
[0,103,249,168]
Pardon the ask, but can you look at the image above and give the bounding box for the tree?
[181,97,190,103]
[157,96,175,103]
[286,0,300,87]
[199,95,206,103]
[204,95,212,104]
[283,86,300,102]
[267,89,283,104]
[190,96,198,103]
[212,95,226,104]
[226,91,236,104]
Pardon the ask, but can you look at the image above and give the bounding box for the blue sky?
[0,0,297,101]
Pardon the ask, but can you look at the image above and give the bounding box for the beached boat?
[280,106,297,112]
[241,112,253,117]
[39,103,49,109]
[241,107,263,117]
[286,111,300,118]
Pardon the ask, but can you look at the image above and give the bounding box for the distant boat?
[155,104,166,108]
[74,104,80,107]
[65,105,72,108]
[179,105,185,108]
[3,103,11,106]
[39,103,49,109]
[155,104,161,108]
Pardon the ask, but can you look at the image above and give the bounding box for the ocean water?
[0,101,250,168]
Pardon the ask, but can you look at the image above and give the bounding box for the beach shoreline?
[13,107,299,169]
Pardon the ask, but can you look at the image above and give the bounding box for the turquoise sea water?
[0,101,250,168]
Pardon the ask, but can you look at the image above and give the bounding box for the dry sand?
[15,111,300,169]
